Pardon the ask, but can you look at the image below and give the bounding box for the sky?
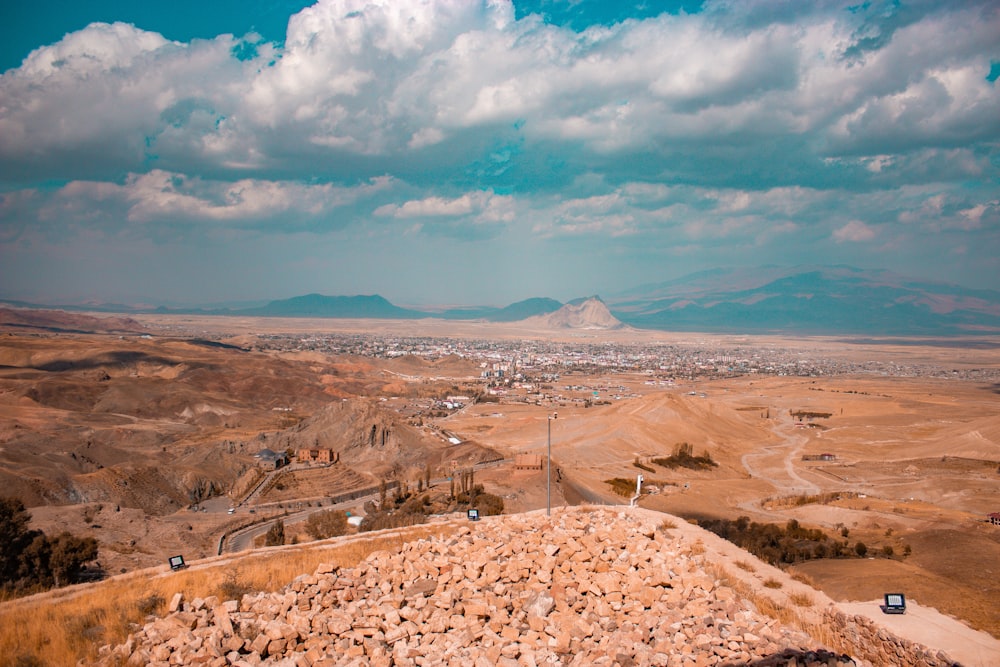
[1,0,998,307]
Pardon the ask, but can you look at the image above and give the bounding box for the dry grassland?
[0,524,451,667]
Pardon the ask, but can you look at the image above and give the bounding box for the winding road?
[219,458,507,554]
[741,422,821,495]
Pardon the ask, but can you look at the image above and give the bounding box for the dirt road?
[741,421,820,495]
[838,600,1000,667]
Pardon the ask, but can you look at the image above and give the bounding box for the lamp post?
[547,412,557,516]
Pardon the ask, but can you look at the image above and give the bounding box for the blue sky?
[1,0,998,307]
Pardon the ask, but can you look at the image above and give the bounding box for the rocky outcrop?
[521,297,625,330]
[98,507,953,667]
[257,398,498,479]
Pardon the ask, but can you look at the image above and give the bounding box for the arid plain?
[2,309,999,642]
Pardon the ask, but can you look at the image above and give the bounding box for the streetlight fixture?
[547,411,557,516]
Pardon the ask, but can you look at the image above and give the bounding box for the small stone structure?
[255,448,288,470]
[513,453,543,470]
[297,448,339,464]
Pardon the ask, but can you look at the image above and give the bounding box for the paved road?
[220,458,506,553]
[223,492,378,553]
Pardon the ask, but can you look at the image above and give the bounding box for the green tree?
[1,497,99,592]
[265,520,285,547]
[854,541,868,557]
[48,533,98,587]
[16,534,52,588]
[0,497,37,585]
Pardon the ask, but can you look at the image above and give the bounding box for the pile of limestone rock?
[101,507,861,667]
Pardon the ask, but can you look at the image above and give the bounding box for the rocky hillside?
[0,307,146,334]
[98,507,953,667]
[258,398,499,480]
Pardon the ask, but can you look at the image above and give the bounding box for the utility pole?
[547,412,557,516]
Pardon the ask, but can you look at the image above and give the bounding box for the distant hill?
[607,266,1000,335]
[522,296,626,330]
[0,307,147,334]
[439,297,564,322]
[240,294,426,319]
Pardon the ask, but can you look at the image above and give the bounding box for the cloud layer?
[1,0,998,303]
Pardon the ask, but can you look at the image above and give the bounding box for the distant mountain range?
[4,266,999,335]
[607,266,1000,335]
[240,293,426,320]
[435,297,564,322]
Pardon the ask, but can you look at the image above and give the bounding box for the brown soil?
[3,310,999,644]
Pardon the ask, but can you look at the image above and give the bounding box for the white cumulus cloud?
[833,220,876,243]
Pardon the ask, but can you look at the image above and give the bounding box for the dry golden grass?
[709,564,814,634]
[735,560,756,573]
[763,577,784,589]
[708,562,852,657]
[790,571,815,586]
[0,523,452,667]
[789,592,814,607]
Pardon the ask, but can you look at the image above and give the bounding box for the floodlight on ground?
[168,555,186,570]
[882,593,906,614]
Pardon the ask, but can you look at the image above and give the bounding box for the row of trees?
[698,516,874,566]
[651,442,718,471]
[262,509,352,547]
[1,497,99,594]
[261,465,505,546]
[364,474,504,532]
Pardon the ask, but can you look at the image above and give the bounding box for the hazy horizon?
[2,1,998,306]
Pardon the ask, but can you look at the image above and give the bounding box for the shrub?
[264,520,285,547]
[789,592,813,607]
[305,510,349,540]
[651,442,718,470]
[790,572,815,586]
[361,493,434,533]
[218,570,253,602]
[604,478,636,497]
[633,459,655,473]
[136,593,165,617]
[1,497,98,593]
[473,491,504,517]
